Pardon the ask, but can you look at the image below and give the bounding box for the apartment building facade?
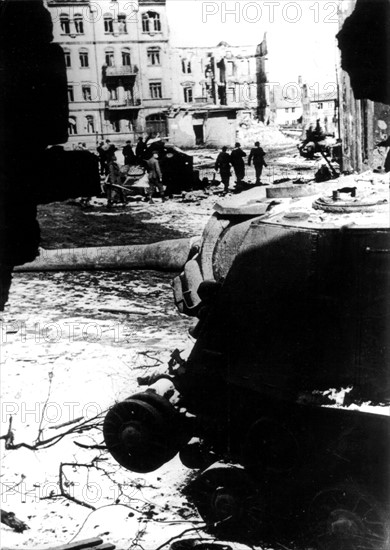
[46,0,172,146]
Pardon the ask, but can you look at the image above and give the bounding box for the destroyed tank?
[103,176,390,549]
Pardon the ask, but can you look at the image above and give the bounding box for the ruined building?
[168,42,260,147]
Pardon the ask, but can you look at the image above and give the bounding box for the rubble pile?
[237,120,297,149]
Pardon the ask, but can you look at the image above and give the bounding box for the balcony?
[194,97,214,104]
[142,97,172,108]
[107,98,142,110]
[105,65,138,78]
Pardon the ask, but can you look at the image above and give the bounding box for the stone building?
[300,83,338,136]
[46,0,172,147]
[270,83,303,127]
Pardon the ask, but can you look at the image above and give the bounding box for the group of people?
[96,137,148,177]
[95,138,177,206]
[215,142,267,192]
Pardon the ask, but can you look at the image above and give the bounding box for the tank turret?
[104,176,390,548]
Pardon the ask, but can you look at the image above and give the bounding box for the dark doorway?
[145,113,167,137]
[193,124,204,145]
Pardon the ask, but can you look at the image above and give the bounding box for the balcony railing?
[107,98,142,110]
[105,65,138,78]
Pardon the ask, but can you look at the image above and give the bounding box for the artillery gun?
[104,177,390,549]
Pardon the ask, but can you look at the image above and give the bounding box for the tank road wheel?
[131,391,179,423]
[103,397,181,473]
[306,484,390,550]
[188,463,265,540]
[242,417,300,476]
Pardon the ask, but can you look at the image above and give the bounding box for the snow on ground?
[1,270,205,550]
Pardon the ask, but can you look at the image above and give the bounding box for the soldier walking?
[230,142,247,187]
[146,151,165,203]
[248,141,267,185]
[215,146,232,192]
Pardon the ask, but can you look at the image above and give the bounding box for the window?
[86,116,95,133]
[142,11,161,33]
[112,120,120,132]
[79,50,89,68]
[248,84,256,100]
[183,87,193,103]
[82,85,92,101]
[105,50,115,67]
[292,107,296,113]
[118,14,127,33]
[74,14,84,34]
[227,86,236,102]
[149,81,162,99]
[64,49,71,68]
[67,85,74,102]
[68,117,77,135]
[147,47,160,65]
[104,14,114,33]
[181,59,191,74]
[317,102,323,109]
[240,59,250,76]
[109,87,118,100]
[122,49,131,67]
[226,61,234,77]
[60,14,70,34]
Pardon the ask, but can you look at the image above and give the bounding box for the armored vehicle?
[104,177,390,549]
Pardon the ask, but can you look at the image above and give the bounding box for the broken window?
[182,59,192,74]
[183,87,193,103]
[82,85,92,101]
[317,102,323,109]
[118,14,127,33]
[64,49,71,68]
[104,14,114,33]
[74,14,84,34]
[122,49,131,67]
[149,81,162,99]
[226,61,234,77]
[79,49,89,68]
[60,14,70,34]
[67,85,74,102]
[148,47,161,65]
[86,115,95,133]
[68,117,77,134]
[142,11,161,33]
[105,49,115,67]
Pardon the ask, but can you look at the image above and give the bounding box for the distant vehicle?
[142,139,197,193]
[298,136,337,160]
